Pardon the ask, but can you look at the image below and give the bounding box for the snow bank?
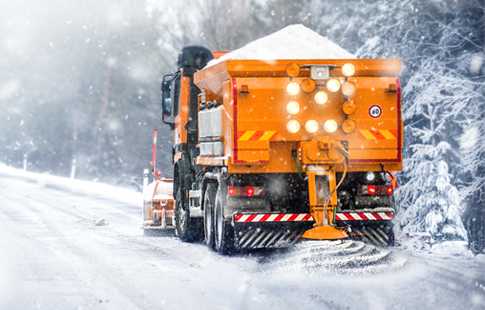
[0,163,140,205]
[398,233,473,257]
[206,24,355,67]
[429,241,472,257]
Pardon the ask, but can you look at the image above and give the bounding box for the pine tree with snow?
[398,142,467,241]
[396,59,482,242]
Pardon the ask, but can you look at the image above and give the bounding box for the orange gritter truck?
[155,46,402,254]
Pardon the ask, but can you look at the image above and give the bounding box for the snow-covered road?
[0,173,484,310]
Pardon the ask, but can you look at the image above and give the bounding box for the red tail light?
[228,186,237,196]
[360,184,394,196]
[246,186,254,197]
[367,185,377,195]
[386,185,393,196]
[227,185,262,198]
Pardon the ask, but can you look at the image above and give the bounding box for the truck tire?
[175,187,202,242]
[214,184,235,254]
[203,183,216,249]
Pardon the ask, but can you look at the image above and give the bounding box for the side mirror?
[161,80,172,115]
[161,73,176,127]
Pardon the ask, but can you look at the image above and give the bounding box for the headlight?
[286,120,300,133]
[323,119,338,133]
[286,101,300,115]
[341,82,356,97]
[326,79,340,93]
[366,172,375,182]
[314,90,328,105]
[286,81,300,96]
[305,120,319,133]
[342,63,355,77]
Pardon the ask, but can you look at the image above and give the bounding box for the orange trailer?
[160,46,402,254]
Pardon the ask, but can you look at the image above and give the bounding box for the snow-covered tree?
[399,143,466,241]
[396,58,484,240]
[460,120,485,203]
[459,53,485,213]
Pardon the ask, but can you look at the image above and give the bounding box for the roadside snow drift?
[206,24,355,67]
[0,163,140,205]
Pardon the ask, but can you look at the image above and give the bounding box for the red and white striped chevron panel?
[233,211,394,223]
[233,213,313,223]
[335,211,394,221]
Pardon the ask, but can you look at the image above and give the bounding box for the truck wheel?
[203,183,216,249]
[214,184,235,255]
[175,187,202,242]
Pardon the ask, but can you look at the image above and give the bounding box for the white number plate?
[310,66,330,80]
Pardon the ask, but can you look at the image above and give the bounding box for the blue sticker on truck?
[369,105,382,118]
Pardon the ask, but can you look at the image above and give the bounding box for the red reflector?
[386,185,393,196]
[227,185,261,197]
[367,185,377,195]
[246,186,254,197]
[228,186,237,197]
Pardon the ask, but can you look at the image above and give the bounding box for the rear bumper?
[335,209,396,246]
[233,213,313,223]
[231,209,395,249]
[335,209,395,221]
[232,209,395,224]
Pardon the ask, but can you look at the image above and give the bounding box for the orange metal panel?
[193,59,403,174]
[194,59,401,94]
[221,80,235,159]
[174,75,191,145]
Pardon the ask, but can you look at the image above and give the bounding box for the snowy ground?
[0,167,484,310]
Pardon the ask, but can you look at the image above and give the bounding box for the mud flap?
[233,221,314,250]
[339,222,394,247]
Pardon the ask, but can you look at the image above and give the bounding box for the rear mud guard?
[232,213,314,249]
[233,221,314,250]
[337,221,394,247]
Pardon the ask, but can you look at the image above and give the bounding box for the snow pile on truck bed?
[206,24,355,67]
